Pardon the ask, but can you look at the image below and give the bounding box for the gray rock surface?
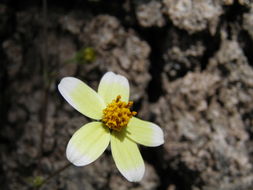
[150,31,253,189]
[163,0,222,34]
[136,1,165,27]
[1,1,253,190]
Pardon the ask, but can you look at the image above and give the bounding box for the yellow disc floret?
[102,95,137,131]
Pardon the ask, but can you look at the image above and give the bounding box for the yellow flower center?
[102,95,137,131]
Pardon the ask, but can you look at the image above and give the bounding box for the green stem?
[37,162,72,189]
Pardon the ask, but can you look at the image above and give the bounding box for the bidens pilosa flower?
[58,72,164,182]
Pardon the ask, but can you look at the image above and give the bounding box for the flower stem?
[37,162,72,189]
[39,0,48,159]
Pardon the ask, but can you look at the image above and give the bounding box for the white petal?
[111,131,145,182]
[58,77,105,120]
[66,122,110,166]
[126,117,164,147]
[98,72,130,104]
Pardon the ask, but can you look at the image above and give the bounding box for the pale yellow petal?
[111,131,145,182]
[126,117,164,147]
[58,77,105,120]
[98,72,130,104]
[66,122,110,166]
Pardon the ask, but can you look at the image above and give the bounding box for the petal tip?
[152,124,165,146]
[58,77,80,95]
[66,141,92,167]
[101,72,115,82]
[117,75,129,88]
[101,71,129,86]
[122,166,145,182]
[104,71,115,76]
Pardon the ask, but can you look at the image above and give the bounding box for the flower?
[58,72,164,182]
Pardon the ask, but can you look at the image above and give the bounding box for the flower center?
[102,95,137,131]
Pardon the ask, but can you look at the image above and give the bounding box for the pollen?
[102,95,137,131]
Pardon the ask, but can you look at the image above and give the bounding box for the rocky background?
[1,0,253,190]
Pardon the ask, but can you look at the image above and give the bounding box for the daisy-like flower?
[58,72,164,182]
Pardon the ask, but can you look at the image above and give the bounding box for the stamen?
[102,95,137,131]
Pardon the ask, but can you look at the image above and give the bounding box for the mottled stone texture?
[136,1,165,27]
[80,15,151,101]
[243,6,253,39]
[1,1,253,190]
[151,33,253,189]
[163,0,222,34]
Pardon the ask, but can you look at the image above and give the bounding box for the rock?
[163,36,205,80]
[2,1,253,190]
[163,0,222,34]
[150,33,253,189]
[243,7,253,40]
[80,15,151,101]
[136,1,165,27]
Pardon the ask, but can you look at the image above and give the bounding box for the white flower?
[58,72,164,182]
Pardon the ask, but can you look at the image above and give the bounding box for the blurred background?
[1,0,253,189]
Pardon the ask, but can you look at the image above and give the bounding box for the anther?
[102,95,137,131]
